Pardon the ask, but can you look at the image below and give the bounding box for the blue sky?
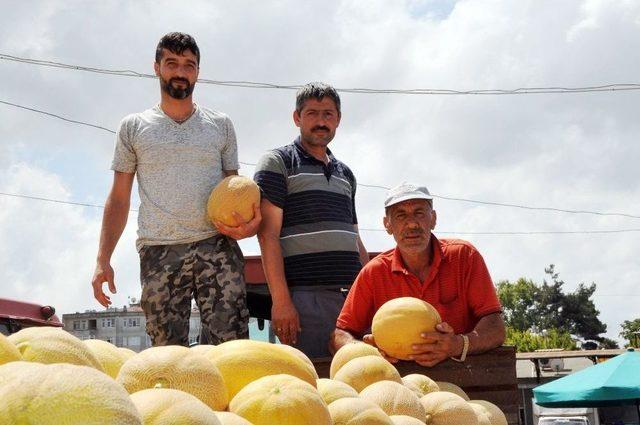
[1,0,639,344]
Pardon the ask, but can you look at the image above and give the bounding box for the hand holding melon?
[207,175,261,240]
[370,297,443,362]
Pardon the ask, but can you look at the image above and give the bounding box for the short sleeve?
[350,172,358,225]
[336,266,376,336]
[221,116,239,171]
[253,151,287,209]
[110,117,137,173]
[465,246,502,318]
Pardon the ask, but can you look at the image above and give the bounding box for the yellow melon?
[229,374,331,425]
[214,411,255,425]
[333,355,402,393]
[207,175,260,226]
[420,391,478,425]
[0,332,21,365]
[7,327,103,371]
[205,339,317,400]
[117,345,228,411]
[389,415,427,425]
[83,339,133,379]
[190,344,216,356]
[330,341,382,378]
[316,378,359,405]
[402,373,440,397]
[360,380,426,421]
[277,343,319,379]
[327,397,394,425]
[130,388,221,425]
[0,361,141,424]
[469,400,508,425]
[372,297,441,360]
[434,381,470,400]
[119,346,137,359]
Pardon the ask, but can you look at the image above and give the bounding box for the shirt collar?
[391,233,443,275]
[293,136,337,165]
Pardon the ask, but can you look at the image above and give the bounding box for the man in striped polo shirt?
[254,82,369,358]
[331,183,506,366]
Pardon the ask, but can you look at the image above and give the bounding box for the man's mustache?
[312,126,330,132]
[169,78,190,86]
[403,230,425,238]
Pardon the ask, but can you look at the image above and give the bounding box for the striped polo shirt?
[254,137,362,288]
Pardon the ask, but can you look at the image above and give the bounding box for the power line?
[3,53,640,95]
[359,227,640,235]
[0,99,255,168]
[0,191,136,211]
[2,192,640,235]
[358,183,640,219]
[1,98,639,220]
[0,100,115,134]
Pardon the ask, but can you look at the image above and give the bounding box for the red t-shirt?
[336,236,502,336]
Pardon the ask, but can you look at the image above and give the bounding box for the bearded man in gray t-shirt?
[91,32,261,347]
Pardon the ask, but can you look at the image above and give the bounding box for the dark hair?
[295,82,341,115]
[155,32,200,65]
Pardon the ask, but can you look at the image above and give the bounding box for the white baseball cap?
[384,182,433,208]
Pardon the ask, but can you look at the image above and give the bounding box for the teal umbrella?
[534,348,640,421]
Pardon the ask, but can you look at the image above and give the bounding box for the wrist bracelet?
[451,334,469,362]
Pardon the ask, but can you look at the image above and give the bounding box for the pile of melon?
[0,325,507,424]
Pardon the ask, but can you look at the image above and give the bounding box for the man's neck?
[300,138,330,164]
[159,94,195,122]
[400,242,433,282]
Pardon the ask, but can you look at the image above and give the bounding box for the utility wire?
[3,53,640,95]
[2,98,639,220]
[0,100,116,134]
[359,227,640,235]
[3,192,640,235]
[0,191,136,211]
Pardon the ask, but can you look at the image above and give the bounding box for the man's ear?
[293,110,301,127]
[154,61,160,77]
[431,210,437,230]
[383,215,393,235]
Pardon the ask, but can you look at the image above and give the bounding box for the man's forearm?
[357,235,369,267]
[329,328,358,355]
[465,312,506,355]
[257,233,291,303]
[97,197,130,262]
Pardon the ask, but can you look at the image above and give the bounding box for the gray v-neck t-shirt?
[111,104,239,251]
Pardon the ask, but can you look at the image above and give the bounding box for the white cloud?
[1,0,638,343]
[0,163,140,314]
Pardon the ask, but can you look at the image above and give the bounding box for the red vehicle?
[0,298,63,336]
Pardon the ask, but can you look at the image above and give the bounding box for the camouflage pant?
[139,234,249,347]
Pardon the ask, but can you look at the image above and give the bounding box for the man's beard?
[160,76,194,99]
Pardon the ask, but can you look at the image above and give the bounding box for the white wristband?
[450,334,469,363]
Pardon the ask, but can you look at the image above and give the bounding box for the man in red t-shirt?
[330,183,506,366]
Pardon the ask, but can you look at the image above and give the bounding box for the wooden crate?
[314,346,519,425]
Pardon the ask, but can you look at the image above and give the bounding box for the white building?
[62,300,202,352]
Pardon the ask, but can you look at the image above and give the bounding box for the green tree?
[505,327,576,352]
[620,318,640,348]
[595,337,619,349]
[496,278,540,331]
[544,265,606,339]
[497,265,607,341]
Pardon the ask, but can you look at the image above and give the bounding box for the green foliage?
[497,265,607,340]
[595,336,619,349]
[620,318,640,347]
[496,278,539,331]
[505,327,577,352]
